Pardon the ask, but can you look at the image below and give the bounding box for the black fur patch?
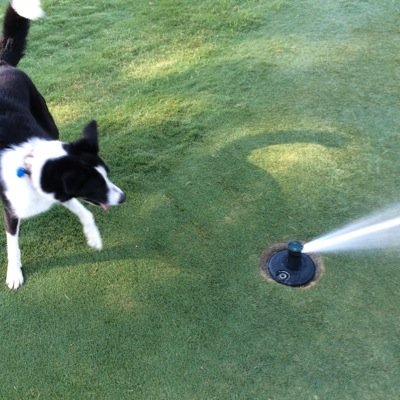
[41,156,108,204]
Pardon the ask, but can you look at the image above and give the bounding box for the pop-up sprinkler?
[261,240,317,287]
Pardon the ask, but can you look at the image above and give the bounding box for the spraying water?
[303,204,400,254]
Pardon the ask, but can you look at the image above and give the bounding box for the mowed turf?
[1,0,400,398]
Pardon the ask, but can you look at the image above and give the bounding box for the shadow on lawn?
[147,127,346,255]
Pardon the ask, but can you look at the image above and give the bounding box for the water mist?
[303,204,400,254]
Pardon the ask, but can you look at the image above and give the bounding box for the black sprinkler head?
[263,240,317,287]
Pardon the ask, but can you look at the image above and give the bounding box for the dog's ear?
[82,120,99,154]
[68,120,99,155]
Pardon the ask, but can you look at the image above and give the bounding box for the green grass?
[1,0,400,398]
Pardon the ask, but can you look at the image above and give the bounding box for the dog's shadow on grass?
[25,244,136,272]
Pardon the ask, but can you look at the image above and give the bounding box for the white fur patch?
[96,166,125,206]
[1,139,66,219]
[63,199,103,250]
[11,0,45,20]
[6,230,24,289]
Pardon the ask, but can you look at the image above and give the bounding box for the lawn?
[1,0,400,398]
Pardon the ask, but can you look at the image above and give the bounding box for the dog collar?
[17,167,31,178]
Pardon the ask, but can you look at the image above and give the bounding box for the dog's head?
[41,121,125,209]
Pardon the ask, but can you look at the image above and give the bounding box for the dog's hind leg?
[62,199,103,250]
[3,208,23,289]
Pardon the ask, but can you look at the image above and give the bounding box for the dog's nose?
[118,192,126,204]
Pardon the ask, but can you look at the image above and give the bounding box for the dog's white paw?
[84,224,103,250]
[6,266,24,289]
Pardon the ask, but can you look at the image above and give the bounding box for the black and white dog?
[0,0,125,289]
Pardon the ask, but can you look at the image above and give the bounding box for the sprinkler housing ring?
[260,241,323,288]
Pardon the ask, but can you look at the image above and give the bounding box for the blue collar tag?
[17,167,29,178]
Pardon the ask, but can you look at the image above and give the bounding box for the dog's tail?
[0,0,45,67]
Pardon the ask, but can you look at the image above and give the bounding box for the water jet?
[261,240,321,287]
[302,205,400,254]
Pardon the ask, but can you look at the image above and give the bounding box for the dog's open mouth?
[83,199,109,211]
[100,203,109,211]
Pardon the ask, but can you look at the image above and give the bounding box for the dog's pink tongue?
[100,203,109,212]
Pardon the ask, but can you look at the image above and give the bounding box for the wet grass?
[1,0,400,398]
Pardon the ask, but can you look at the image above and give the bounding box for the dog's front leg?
[4,208,23,289]
[62,199,103,250]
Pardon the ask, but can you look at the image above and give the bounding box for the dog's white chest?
[0,140,63,219]
[2,173,54,218]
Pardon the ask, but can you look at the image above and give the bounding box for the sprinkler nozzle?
[287,240,303,270]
